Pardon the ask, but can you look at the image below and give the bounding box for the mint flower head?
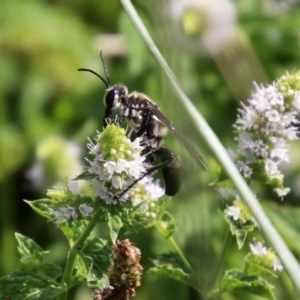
[249,240,283,273]
[48,181,94,225]
[233,76,300,197]
[85,124,154,205]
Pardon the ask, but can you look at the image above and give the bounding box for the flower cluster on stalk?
[232,73,300,197]
[48,124,166,225]
[249,240,283,273]
[86,124,165,206]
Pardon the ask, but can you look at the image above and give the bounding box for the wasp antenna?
[99,51,111,87]
[78,68,109,88]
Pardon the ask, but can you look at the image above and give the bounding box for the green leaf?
[15,233,47,267]
[24,199,54,220]
[74,251,93,280]
[108,214,123,243]
[81,237,111,278]
[59,219,89,245]
[157,213,176,239]
[0,270,66,300]
[41,263,63,280]
[86,275,110,289]
[73,171,96,181]
[148,252,190,282]
[220,269,275,300]
[225,216,255,249]
[245,254,277,278]
[74,238,111,288]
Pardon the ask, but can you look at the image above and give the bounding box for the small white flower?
[61,206,78,220]
[225,206,241,221]
[282,126,299,140]
[86,159,99,175]
[115,159,130,174]
[68,181,79,195]
[251,140,268,158]
[103,161,118,176]
[272,257,283,272]
[79,203,94,217]
[130,137,144,150]
[52,209,65,224]
[126,158,146,178]
[87,138,100,154]
[111,175,122,189]
[235,104,257,130]
[144,178,165,199]
[270,138,290,164]
[265,159,282,179]
[265,109,281,123]
[91,180,108,199]
[236,161,252,178]
[274,187,290,197]
[250,241,268,256]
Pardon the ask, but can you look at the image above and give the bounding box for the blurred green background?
[1,0,300,299]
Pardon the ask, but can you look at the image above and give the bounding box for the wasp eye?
[105,89,118,107]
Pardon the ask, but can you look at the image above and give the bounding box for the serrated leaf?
[41,263,63,279]
[81,237,111,278]
[74,238,111,288]
[24,199,54,220]
[220,269,275,300]
[15,233,46,267]
[108,214,123,243]
[148,252,190,282]
[245,262,277,278]
[59,219,88,244]
[0,270,66,300]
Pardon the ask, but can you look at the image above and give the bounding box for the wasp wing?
[146,103,206,170]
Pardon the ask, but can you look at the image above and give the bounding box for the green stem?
[155,221,192,273]
[210,229,232,290]
[57,208,105,300]
[168,236,193,273]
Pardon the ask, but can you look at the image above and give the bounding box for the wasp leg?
[114,147,182,199]
[136,111,152,138]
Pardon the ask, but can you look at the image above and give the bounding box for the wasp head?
[104,85,128,118]
[104,85,128,112]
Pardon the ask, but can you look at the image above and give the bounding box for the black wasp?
[78,52,205,196]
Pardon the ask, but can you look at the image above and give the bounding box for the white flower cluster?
[250,241,283,272]
[130,177,165,220]
[52,203,94,224]
[51,182,94,224]
[86,125,155,205]
[233,82,300,197]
